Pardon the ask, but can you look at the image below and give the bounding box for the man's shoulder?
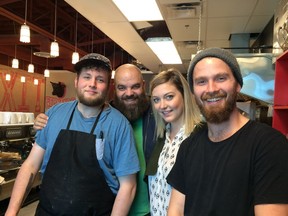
[105,104,130,122]
[189,122,207,138]
[180,122,207,148]
[47,100,76,115]
[244,120,284,138]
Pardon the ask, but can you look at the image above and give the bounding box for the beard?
[113,93,149,122]
[76,89,107,107]
[195,86,238,124]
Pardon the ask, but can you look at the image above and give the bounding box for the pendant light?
[50,0,59,57]
[44,68,50,77]
[44,58,50,77]
[12,58,19,68]
[20,0,30,43]
[28,63,34,73]
[34,79,39,85]
[6,74,11,81]
[28,47,34,73]
[12,45,19,68]
[21,76,26,83]
[111,42,116,79]
[72,12,79,64]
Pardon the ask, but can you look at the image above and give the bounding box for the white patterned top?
[148,124,186,216]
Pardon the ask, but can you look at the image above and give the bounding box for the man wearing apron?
[5,53,140,216]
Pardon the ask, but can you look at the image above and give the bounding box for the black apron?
[35,105,115,216]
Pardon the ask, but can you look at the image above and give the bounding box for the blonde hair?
[150,68,201,139]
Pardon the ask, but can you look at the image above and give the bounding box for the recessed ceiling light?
[112,0,163,21]
[146,37,182,64]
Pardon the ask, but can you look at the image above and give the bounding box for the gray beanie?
[187,47,243,91]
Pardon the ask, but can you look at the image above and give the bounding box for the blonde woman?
[145,68,201,215]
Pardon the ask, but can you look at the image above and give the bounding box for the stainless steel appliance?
[273,0,288,55]
[0,123,41,215]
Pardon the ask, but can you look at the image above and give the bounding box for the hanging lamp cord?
[54,0,57,41]
[24,0,28,24]
[75,12,78,51]
[197,1,202,52]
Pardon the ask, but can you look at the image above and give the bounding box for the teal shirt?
[128,118,150,216]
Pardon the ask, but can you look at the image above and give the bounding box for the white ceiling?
[64,0,280,73]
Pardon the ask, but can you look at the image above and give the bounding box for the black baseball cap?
[74,53,112,74]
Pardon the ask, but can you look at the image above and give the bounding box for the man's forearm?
[5,165,37,216]
[111,176,137,216]
[167,188,185,216]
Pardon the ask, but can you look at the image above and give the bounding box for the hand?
[33,113,48,131]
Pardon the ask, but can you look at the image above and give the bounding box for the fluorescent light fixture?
[112,0,163,21]
[146,37,182,64]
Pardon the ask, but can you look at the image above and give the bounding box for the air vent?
[178,41,202,49]
[166,2,201,19]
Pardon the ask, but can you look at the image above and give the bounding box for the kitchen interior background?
[0,0,287,132]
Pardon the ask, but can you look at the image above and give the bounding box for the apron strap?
[90,104,105,134]
[66,102,78,130]
[66,102,105,134]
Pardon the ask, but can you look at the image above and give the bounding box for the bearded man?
[7,54,139,216]
[167,47,288,216]
[111,64,155,216]
[33,63,155,216]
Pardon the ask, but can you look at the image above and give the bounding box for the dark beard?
[77,91,106,107]
[196,88,238,124]
[113,93,149,122]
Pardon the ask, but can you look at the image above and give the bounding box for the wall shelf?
[272,50,288,135]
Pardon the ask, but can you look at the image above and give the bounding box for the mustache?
[202,91,226,100]
[122,94,138,100]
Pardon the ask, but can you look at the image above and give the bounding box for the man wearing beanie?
[6,53,140,216]
[167,47,288,215]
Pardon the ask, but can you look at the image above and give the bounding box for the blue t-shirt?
[35,100,140,194]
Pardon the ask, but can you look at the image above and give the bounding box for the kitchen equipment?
[273,0,288,55]
[0,123,41,215]
[0,112,35,125]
